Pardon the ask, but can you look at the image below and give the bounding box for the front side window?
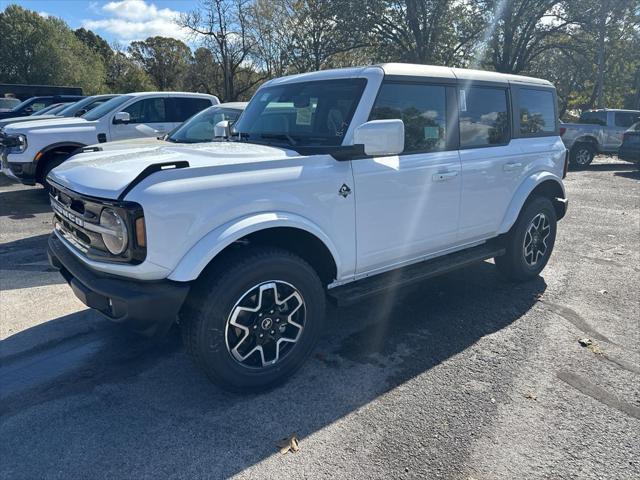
[167,107,243,143]
[233,79,367,147]
[615,112,638,128]
[369,82,447,153]
[519,89,556,135]
[124,98,166,123]
[459,87,510,148]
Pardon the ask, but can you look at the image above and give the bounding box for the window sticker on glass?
[296,106,313,125]
[459,90,467,112]
[424,126,440,140]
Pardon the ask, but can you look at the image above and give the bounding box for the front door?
[110,97,173,141]
[352,81,461,276]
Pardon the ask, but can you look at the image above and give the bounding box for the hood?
[3,116,96,134]
[0,115,58,129]
[48,141,296,199]
[92,137,169,152]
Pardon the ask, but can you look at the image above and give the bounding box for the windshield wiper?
[258,133,298,146]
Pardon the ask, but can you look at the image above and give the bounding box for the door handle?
[432,171,459,182]
[503,162,522,172]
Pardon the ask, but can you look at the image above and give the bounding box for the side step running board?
[328,243,505,306]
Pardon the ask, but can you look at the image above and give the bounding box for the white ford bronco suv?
[46,64,568,392]
[1,92,218,187]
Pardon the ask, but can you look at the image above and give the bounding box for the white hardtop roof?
[218,101,248,109]
[265,63,552,87]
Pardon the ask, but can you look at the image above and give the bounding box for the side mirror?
[24,107,33,115]
[214,120,231,138]
[112,111,131,124]
[353,119,404,156]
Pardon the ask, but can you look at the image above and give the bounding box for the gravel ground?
[1,157,638,479]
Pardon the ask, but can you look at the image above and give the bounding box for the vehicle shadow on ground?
[0,262,546,478]
[0,234,63,290]
[614,169,640,180]
[0,175,49,218]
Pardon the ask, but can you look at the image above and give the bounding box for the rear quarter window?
[519,89,556,135]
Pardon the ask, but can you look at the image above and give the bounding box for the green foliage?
[0,5,107,94]
[128,37,193,91]
[0,1,637,110]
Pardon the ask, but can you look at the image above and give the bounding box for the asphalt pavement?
[0,158,638,479]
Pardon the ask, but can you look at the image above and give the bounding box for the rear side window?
[615,112,638,128]
[579,111,607,126]
[168,97,213,122]
[519,89,556,135]
[459,87,510,148]
[370,82,448,153]
[124,98,167,123]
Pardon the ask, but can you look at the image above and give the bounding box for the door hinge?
[338,184,352,198]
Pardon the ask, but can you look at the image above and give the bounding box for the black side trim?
[118,161,189,200]
[328,241,505,306]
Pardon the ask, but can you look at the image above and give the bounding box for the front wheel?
[495,196,557,281]
[182,247,326,392]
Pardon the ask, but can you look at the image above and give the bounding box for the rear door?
[110,97,173,140]
[457,85,519,242]
[166,97,214,130]
[608,111,638,150]
[352,80,462,275]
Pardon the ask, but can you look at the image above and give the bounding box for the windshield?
[58,96,110,117]
[233,78,367,147]
[9,97,36,112]
[167,106,243,143]
[82,95,131,121]
[35,103,69,116]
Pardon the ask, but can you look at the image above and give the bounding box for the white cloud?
[82,0,190,44]
[38,11,50,18]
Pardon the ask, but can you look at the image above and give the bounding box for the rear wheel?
[495,196,557,281]
[182,247,326,392]
[569,143,595,168]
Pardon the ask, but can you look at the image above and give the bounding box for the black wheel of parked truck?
[495,196,557,282]
[569,143,595,169]
[181,247,326,393]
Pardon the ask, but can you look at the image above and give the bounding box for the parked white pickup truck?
[561,109,640,167]
[46,64,568,391]
[1,92,218,186]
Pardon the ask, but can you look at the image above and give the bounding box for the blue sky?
[1,0,199,44]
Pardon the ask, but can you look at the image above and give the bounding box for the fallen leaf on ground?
[277,434,300,454]
[578,338,592,347]
[524,392,538,401]
[598,289,608,295]
[588,344,603,355]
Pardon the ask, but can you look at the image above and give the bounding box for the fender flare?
[498,172,566,234]
[168,211,343,282]
[35,141,87,180]
[572,135,598,147]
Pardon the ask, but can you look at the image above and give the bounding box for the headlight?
[100,208,128,255]
[6,134,27,153]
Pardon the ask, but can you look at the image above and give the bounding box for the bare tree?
[179,0,264,101]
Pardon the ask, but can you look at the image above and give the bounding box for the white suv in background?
[1,92,219,186]
[46,64,568,392]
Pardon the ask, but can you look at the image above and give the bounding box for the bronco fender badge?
[338,184,352,198]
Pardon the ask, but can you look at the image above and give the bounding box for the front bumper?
[48,233,190,337]
[618,146,640,163]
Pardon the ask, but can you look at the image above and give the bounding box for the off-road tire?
[181,247,326,393]
[495,196,557,282]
